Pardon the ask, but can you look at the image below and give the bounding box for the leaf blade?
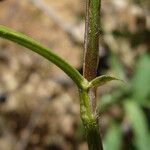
[104,124,122,150]
[88,75,124,88]
[124,100,150,150]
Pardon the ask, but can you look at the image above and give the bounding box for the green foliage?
[124,100,150,150]
[98,51,150,150]
[104,123,122,150]
[131,54,150,105]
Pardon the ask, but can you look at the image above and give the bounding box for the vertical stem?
[82,0,103,149]
[83,0,100,80]
[83,0,101,112]
[79,89,103,150]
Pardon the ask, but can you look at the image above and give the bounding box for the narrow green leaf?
[104,123,122,150]
[0,25,86,89]
[124,100,150,150]
[88,75,123,88]
[131,54,150,103]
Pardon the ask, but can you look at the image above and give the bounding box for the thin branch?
[0,25,87,89]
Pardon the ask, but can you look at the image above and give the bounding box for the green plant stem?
[83,0,100,81]
[79,89,103,150]
[0,25,87,89]
[82,0,103,149]
[83,0,101,113]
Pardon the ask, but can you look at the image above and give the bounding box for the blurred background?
[0,0,150,150]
